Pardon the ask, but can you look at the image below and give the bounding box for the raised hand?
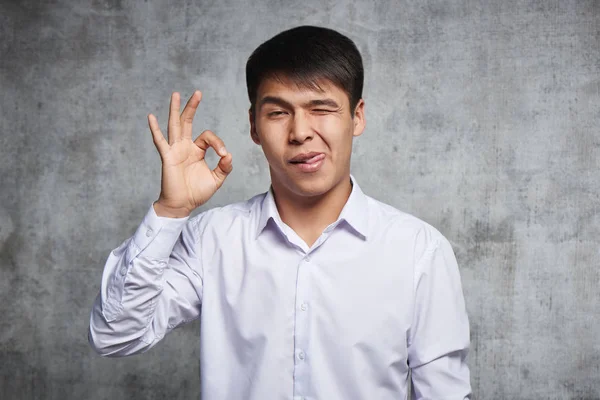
[148,91,233,218]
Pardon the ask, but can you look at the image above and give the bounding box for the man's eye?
[268,111,286,116]
[313,109,332,113]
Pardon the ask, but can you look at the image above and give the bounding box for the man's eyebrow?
[305,98,340,108]
[259,96,293,109]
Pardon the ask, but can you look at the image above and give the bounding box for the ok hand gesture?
[148,91,233,218]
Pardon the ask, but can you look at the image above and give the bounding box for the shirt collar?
[255,174,368,240]
[255,185,282,239]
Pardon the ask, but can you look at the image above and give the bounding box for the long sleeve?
[88,205,204,357]
[408,234,472,399]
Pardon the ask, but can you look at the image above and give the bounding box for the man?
[89,26,471,399]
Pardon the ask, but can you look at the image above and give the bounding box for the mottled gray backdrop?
[1,0,599,399]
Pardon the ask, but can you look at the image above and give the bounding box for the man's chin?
[277,171,344,199]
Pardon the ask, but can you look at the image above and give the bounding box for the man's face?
[249,77,365,199]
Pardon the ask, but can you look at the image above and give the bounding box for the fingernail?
[219,147,227,156]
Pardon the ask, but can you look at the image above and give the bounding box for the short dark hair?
[246,25,364,117]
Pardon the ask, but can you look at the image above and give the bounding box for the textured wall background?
[1,0,599,399]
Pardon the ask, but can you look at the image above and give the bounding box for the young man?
[89,26,471,399]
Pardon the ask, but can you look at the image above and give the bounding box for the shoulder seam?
[414,236,441,270]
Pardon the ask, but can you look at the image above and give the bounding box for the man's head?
[246,25,364,117]
[246,26,366,200]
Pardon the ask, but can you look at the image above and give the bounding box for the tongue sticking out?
[293,154,325,164]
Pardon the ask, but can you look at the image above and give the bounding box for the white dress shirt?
[89,175,471,399]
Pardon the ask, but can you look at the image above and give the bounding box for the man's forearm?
[88,202,202,358]
[88,237,168,357]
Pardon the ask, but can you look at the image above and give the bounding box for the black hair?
[245,25,364,117]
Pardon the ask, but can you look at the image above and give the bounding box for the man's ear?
[352,99,366,138]
[249,109,261,145]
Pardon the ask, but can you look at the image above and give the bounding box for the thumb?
[212,153,233,187]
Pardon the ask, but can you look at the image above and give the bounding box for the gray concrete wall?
[1,0,598,399]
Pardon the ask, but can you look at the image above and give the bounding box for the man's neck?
[271,175,353,247]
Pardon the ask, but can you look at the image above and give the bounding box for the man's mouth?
[289,152,325,164]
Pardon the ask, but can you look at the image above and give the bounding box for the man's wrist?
[153,201,191,218]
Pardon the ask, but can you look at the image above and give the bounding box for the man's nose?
[289,112,313,144]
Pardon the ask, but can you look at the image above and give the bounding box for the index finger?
[194,130,228,157]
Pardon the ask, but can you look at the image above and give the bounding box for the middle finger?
[180,90,202,140]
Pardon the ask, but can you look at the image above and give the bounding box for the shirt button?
[146,228,153,237]
[304,256,311,262]
[300,303,308,311]
[298,351,305,360]
[120,267,127,276]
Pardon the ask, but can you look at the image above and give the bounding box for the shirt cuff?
[131,204,191,260]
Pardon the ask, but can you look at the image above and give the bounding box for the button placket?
[293,254,313,398]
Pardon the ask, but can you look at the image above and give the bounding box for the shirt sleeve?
[88,204,204,357]
[408,234,472,399]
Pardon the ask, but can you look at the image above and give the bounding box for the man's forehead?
[257,76,346,103]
